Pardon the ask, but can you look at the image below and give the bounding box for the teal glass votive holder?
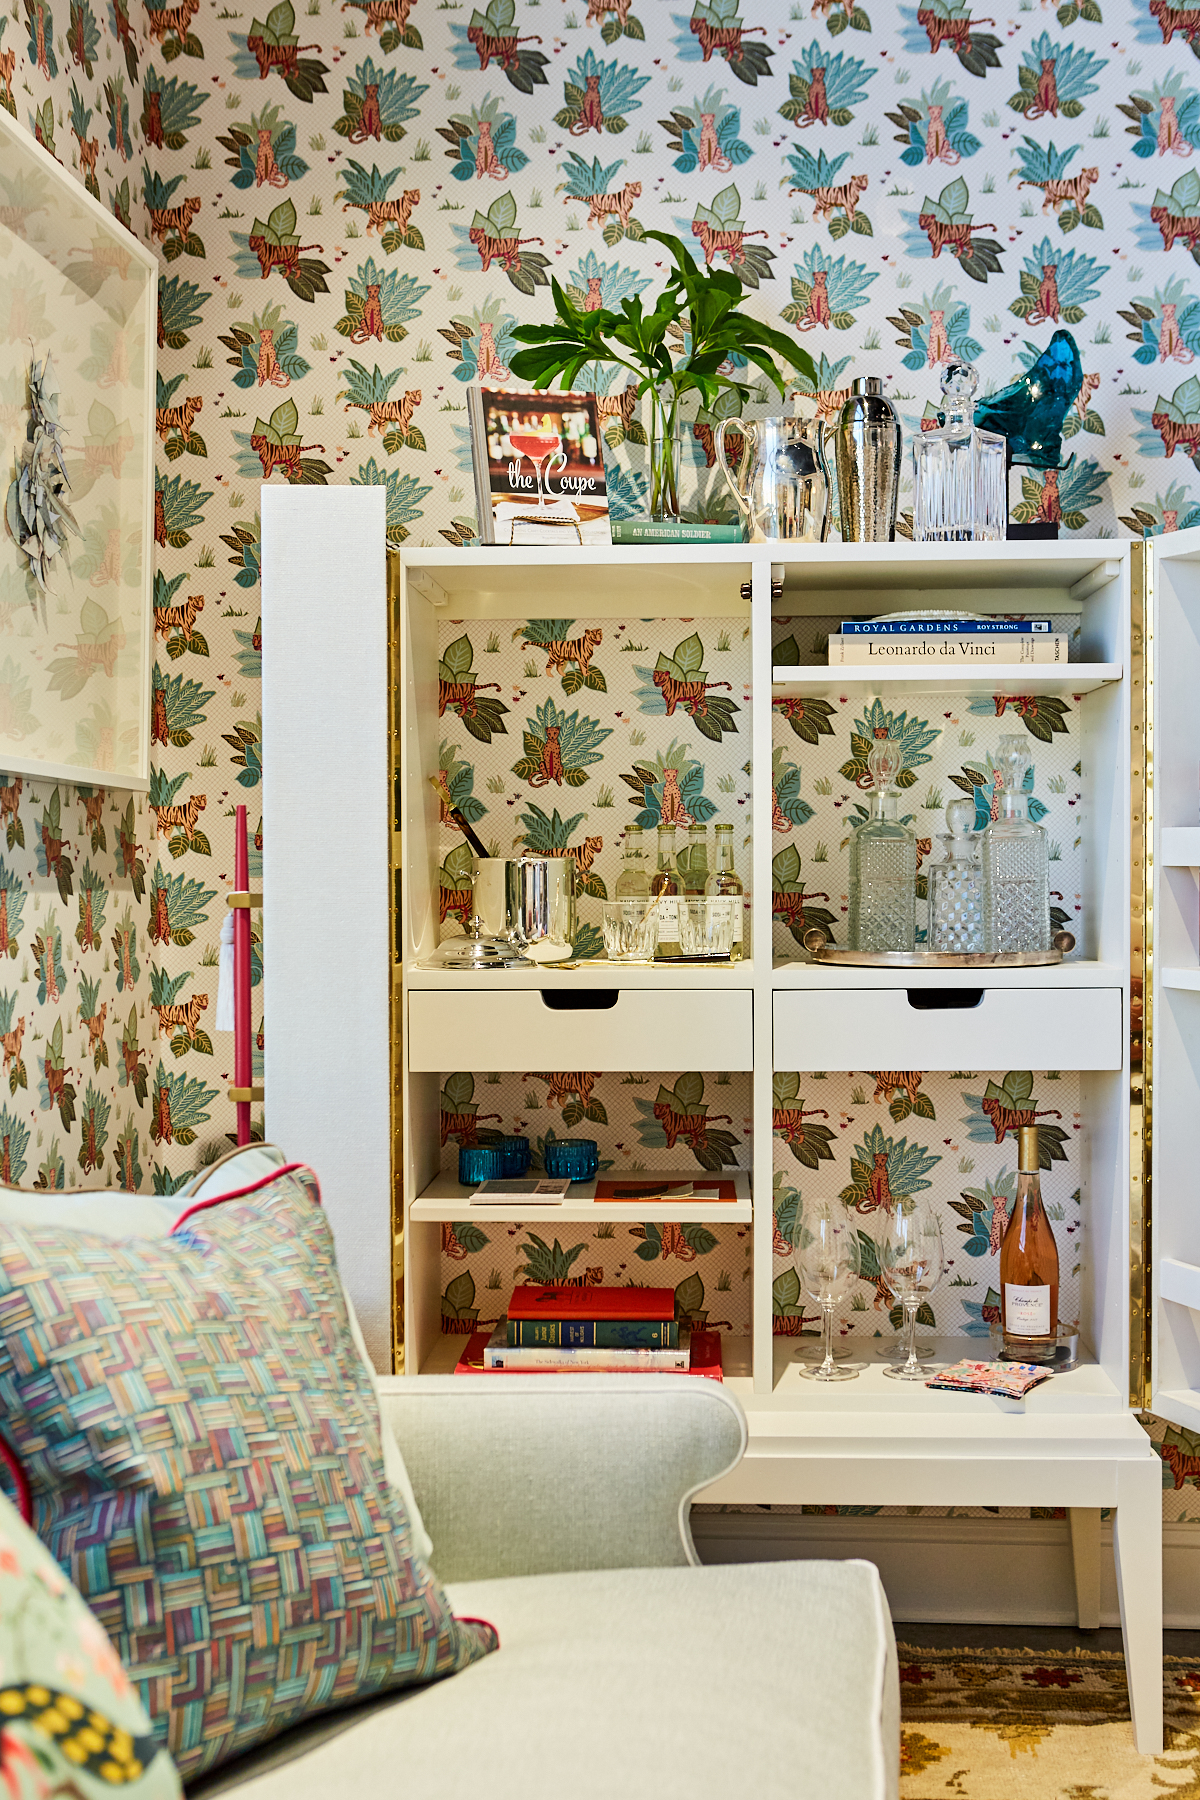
[544,1138,599,1183]
[501,1135,531,1176]
[459,1144,503,1187]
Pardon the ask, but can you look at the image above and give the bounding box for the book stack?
[454,1282,723,1380]
[827,619,1069,666]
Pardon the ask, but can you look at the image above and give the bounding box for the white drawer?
[774,987,1123,1071]
[408,987,754,1072]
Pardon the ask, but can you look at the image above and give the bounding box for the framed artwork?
[0,108,156,789]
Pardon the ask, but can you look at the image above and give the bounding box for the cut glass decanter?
[981,735,1050,954]
[912,362,1005,544]
[928,797,984,954]
[848,741,916,954]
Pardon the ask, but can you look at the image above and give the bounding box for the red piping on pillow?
[171,1162,319,1233]
[456,1617,500,1648]
[0,1428,31,1526]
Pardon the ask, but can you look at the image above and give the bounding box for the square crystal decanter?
[848,741,917,953]
[912,361,1006,544]
[928,798,984,954]
[981,735,1050,954]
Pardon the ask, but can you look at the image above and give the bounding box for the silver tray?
[799,928,1075,968]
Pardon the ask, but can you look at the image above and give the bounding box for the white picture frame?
[0,107,156,790]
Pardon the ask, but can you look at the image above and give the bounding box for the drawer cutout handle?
[906,988,984,1011]
[540,989,619,1012]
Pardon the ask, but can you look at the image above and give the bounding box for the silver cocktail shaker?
[834,376,902,542]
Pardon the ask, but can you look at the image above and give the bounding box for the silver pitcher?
[834,377,902,543]
[713,414,830,544]
[471,856,575,961]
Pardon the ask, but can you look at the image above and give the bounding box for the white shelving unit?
[1151,529,1200,1447]
[261,503,1164,1753]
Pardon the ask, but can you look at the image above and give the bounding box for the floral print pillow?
[0,1488,181,1800]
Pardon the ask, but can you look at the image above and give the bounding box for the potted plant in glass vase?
[508,231,817,525]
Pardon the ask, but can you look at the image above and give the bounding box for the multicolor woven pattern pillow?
[0,1485,181,1800]
[0,1165,497,1780]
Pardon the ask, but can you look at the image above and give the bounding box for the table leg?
[1113,1459,1164,1754]
[1068,1507,1101,1630]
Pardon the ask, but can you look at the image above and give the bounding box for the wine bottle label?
[1004,1283,1051,1336]
[656,896,678,937]
[732,904,743,947]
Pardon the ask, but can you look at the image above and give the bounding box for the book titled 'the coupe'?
[468,384,611,547]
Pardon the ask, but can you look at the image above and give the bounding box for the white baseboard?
[690,1512,1200,1630]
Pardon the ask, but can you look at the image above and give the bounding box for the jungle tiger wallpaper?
[5,0,1200,1503]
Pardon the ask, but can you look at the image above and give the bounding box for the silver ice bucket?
[472,856,575,959]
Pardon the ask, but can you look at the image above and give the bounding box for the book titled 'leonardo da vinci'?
[467,385,611,547]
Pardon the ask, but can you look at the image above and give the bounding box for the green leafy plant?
[509,230,816,521]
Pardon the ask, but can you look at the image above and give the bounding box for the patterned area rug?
[898,1644,1200,1797]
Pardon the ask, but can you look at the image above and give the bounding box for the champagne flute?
[795,1203,863,1383]
[879,1200,945,1381]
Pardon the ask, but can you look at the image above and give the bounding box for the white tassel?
[215,909,235,1033]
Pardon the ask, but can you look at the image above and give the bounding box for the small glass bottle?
[928,797,984,954]
[705,823,746,962]
[651,824,682,960]
[981,734,1050,954]
[912,361,1006,544]
[615,825,651,899]
[678,823,709,896]
[1000,1124,1059,1354]
[848,741,916,953]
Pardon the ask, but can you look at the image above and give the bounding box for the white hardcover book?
[482,1323,691,1371]
[827,634,1068,666]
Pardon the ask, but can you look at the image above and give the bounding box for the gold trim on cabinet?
[388,550,404,1375]
[1130,539,1152,1412]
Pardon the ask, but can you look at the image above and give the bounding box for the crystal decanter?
[982,735,1050,954]
[928,798,984,954]
[912,361,1005,544]
[848,741,916,954]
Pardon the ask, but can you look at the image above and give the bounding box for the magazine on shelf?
[467,385,611,547]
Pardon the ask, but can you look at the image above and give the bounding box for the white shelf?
[405,960,755,990]
[411,1169,752,1224]
[772,958,1120,991]
[1162,827,1200,867]
[772,662,1121,698]
[1162,967,1200,993]
[728,1337,1126,1417]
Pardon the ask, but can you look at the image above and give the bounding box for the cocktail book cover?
[467,385,612,547]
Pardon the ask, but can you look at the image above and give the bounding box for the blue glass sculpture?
[974,330,1083,470]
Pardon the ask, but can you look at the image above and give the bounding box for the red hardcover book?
[453,1328,723,1381]
[507,1283,674,1322]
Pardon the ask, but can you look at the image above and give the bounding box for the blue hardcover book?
[840,619,1052,636]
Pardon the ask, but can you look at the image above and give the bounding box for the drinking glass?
[879,1201,945,1381]
[795,1203,863,1382]
[602,899,659,962]
[677,897,736,959]
[506,425,564,509]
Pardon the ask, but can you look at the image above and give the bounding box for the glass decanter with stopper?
[704,822,746,962]
[615,825,651,900]
[847,741,916,953]
[999,1124,1059,1355]
[650,824,682,960]
[928,797,984,954]
[912,361,1006,544]
[981,734,1050,954]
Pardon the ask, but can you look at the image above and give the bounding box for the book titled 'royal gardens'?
[468,384,611,547]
